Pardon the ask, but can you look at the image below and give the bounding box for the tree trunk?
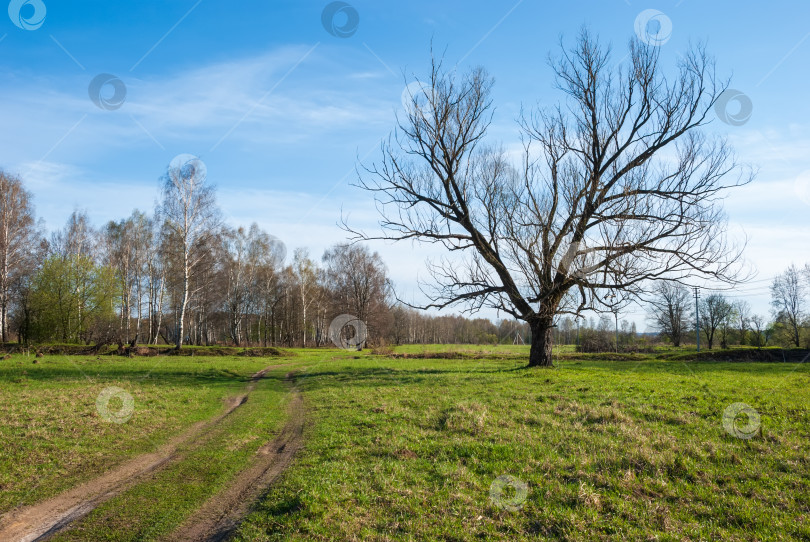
[1,298,6,343]
[527,317,554,367]
[153,274,164,345]
[1,255,8,342]
[177,262,189,350]
[134,285,142,346]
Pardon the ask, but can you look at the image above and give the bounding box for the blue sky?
[2,0,809,329]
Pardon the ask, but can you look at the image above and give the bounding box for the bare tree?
[147,219,167,345]
[350,31,749,366]
[732,299,751,345]
[648,282,690,347]
[104,217,136,343]
[770,264,805,347]
[699,293,732,349]
[129,210,153,345]
[185,232,221,346]
[222,225,249,345]
[323,243,392,343]
[50,210,97,260]
[222,223,271,345]
[292,248,319,347]
[257,236,286,346]
[719,311,732,349]
[159,156,220,349]
[750,314,767,348]
[0,171,39,342]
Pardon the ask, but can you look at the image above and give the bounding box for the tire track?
[167,372,305,542]
[0,365,283,542]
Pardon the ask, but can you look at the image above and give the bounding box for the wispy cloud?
[0,45,396,166]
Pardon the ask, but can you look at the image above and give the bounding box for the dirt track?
[0,365,282,542]
[167,373,305,541]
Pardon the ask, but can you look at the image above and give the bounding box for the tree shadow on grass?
[293,355,810,395]
[0,364,291,389]
[294,362,536,393]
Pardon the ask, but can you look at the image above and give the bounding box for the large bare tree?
[0,171,39,341]
[350,31,749,366]
[159,156,220,349]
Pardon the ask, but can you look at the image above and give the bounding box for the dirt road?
[0,365,283,542]
[167,373,305,541]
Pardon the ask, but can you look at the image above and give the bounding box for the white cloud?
[0,45,397,167]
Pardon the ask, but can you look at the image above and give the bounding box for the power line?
[701,290,771,297]
[699,286,772,295]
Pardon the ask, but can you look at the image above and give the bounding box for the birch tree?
[0,171,38,342]
[159,156,220,349]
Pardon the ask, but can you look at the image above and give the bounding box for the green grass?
[234,352,810,541]
[389,343,534,355]
[3,348,810,540]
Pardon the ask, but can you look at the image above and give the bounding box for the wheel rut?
[167,371,305,542]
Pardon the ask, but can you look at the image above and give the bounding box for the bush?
[371,345,394,356]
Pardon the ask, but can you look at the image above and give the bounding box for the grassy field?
[236,349,810,541]
[2,347,809,540]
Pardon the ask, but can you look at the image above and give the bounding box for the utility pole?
[512,321,525,345]
[606,293,619,353]
[614,310,619,354]
[694,287,701,352]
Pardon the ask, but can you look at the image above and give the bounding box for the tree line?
[0,166,534,348]
[647,264,810,349]
[6,161,798,352]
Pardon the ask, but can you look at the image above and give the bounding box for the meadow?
[1,346,808,541]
